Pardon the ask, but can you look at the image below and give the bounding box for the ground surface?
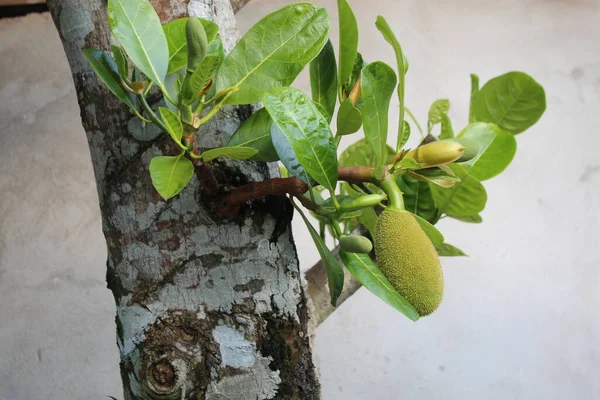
[1,0,600,399]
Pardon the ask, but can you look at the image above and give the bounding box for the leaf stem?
[196,91,233,127]
[138,94,168,133]
[404,107,424,138]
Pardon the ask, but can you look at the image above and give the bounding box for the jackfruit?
[340,235,373,254]
[186,18,208,71]
[374,210,444,316]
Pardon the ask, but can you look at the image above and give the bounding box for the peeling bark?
[45,0,320,398]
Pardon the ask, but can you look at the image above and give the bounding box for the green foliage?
[264,87,338,191]
[310,40,337,122]
[226,108,279,162]
[108,0,169,90]
[337,0,359,93]
[215,3,330,105]
[88,0,547,320]
[149,154,194,200]
[361,61,397,174]
[472,71,546,134]
[340,251,419,320]
[163,18,218,74]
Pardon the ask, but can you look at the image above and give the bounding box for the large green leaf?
[297,206,344,305]
[361,61,397,172]
[200,147,258,162]
[83,49,137,110]
[310,40,337,123]
[458,122,517,181]
[216,3,330,105]
[162,17,219,74]
[226,108,279,162]
[397,174,438,223]
[264,87,338,191]
[337,0,359,88]
[336,98,362,135]
[158,107,183,145]
[108,0,169,90]
[375,16,408,150]
[430,164,487,217]
[149,154,194,200]
[472,71,546,134]
[339,251,419,321]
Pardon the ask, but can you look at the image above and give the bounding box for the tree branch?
[304,245,361,328]
[219,166,377,215]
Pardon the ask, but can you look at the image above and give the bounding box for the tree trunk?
[45,0,320,398]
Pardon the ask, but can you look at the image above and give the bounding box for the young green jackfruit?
[374,210,444,316]
[340,235,373,254]
[186,18,208,71]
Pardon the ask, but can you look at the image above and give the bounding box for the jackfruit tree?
[46,0,546,397]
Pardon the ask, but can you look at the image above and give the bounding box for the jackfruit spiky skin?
[374,210,444,316]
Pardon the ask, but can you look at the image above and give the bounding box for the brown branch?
[304,245,362,328]
[221,166,377,211]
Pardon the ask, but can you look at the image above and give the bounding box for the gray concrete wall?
[1,0,599,399]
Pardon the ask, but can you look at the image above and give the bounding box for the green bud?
[405,139,464,167]
[186,18,208,71]
[340,235,373,254]
[339,194,386,212]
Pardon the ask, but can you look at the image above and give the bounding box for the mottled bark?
[45,0,320,398]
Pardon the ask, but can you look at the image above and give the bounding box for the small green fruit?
[405,140,464,167]
[186,18,208,71]
[374,210,444,316]
[452,137,479,163]
[339,235,373,254]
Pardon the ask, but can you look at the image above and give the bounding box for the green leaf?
[83,49,137,110]
[216,3,330,105]
[108,0,169,90]
[271,124,312,184]
[226,108,279,162]
[361,61,397,172]
[429,164,487,217]
[472,71,546,134]
[342,52,365,96]
[452,214,482,224]
[163,69,185,111]
[297,205,344,305]
[181,55,220,105]
[375,16,408,151]
[264,87,338,191]
[339,251,419,321]
[111,45,129,79]
[428,99,450,124]
[337,0,359,88]
[336,98,362,135]
[149,154,194,200]
[310,40,337,123]
[397,157,422,170]
[158,107,183,144]
[412,214,444,245]
[162,17,219,74]
[469,73,479,123]
[200,146,258,162]
[357,206,378,237]
[397,120,411,149]
[435,243,468,257]
[458,122,517,181]
[439,113,454,139]
[397,174,438,223]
